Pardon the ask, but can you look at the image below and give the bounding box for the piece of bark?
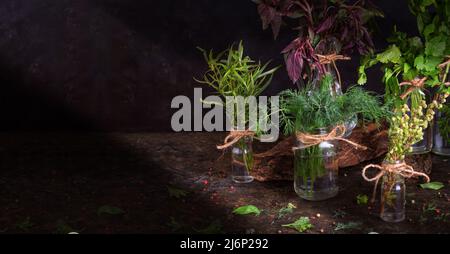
[253,123,388,182]
[405,153,433,183]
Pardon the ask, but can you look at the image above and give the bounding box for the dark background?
[0,0,417,132]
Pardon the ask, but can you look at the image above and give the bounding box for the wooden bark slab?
[253,123,434,182]
[253,123,389,182]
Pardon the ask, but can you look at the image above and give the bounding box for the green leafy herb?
[232,205,261,216]
[356,194,369,205]
[280,74,389,134]
[334,221,362,231]
[278,203,296,219]
[16,217,34,232]
[54,220,77,234]
[282,217,313,233]
[194,220,223,234]
[167,185,189,199]
[97,205,125,216]
[420,182,445,190]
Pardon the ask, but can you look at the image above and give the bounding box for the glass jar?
[380,161,406,223]
[293,128,339,201]
[433,103,450,156]
[231,136,254,183]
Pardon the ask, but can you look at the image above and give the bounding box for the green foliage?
[16,217,34,232]
[334,221,362,231]
[54,220,77,234]
[97,205,125,216]
[194,220,224,234]
[167,185,189,199]
[356,194,369,205]
[232,205,261,216]
[359,0,450,97]
[282,217,313,233]
[420,182,445,190]
[195,41,279,130]
[280,74,389,135]
[278,203,296,219]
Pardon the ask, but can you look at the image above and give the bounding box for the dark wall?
[0,0,417,131]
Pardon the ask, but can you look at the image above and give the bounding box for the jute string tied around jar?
[294,125,367,151]
[216,130,255,150]
[316,53,351,88]
[362,162,430,203]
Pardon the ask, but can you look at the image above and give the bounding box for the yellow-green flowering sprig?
[387,93,450,161]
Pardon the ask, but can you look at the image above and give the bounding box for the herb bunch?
[358,0,450,100]
[358,0,450,160]
[253,0,382,84]
[196,41,279,98]
[195,41,280,129]
[280,74,388,134]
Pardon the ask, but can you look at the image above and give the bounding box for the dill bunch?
[280,74,390,135]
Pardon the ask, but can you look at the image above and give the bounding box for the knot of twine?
[295,125,367,150]
[362,162,430,202]
[399,77,427,100]
[317,53,351,88]
[217,130,255,150]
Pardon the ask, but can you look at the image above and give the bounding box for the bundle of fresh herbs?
[195,41,279,182]
[358,0,450,222]
[280,74,389,200]
[280,74,388,135]
[253,0,383,84]
[358,0,450,160]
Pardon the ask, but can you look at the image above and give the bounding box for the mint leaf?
[282,217,313,233]
[420,182,445,190]
[376,45,401,64]
[334,222,362,231]
[278,203,296,219]
[425,36,446,57]
[356,194,369,205]
[233,205,261,216]
[167,185,189,199]
[97,205,125,216]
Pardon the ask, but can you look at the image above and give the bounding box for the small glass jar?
[293,128,339,201]
[433,103,450,156]
[380,161,406,223]
[231,136,254,183]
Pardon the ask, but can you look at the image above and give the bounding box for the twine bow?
[362,162,430,202]
[295,125,367,150]
[216,130,255,150]
[317,54,351,87]
[399,77,427,100]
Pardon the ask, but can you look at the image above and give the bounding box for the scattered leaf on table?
[55,220,77,234]
[97,205,125,216]
[16,217,34,232]
[420,182,444,190]
[356,194,369,205]
[194,220,223,234]
[278,203,296,219]
[334,221,362,231]
[167,185,189,198]
[233,205,261,216]
[282,217,313,233]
